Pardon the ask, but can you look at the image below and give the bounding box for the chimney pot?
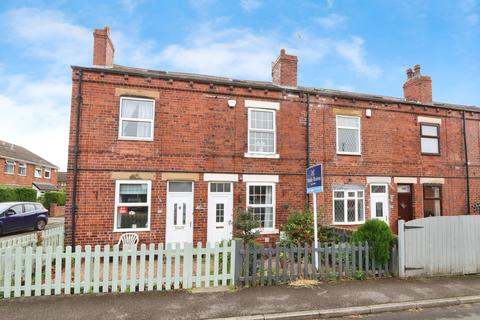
[93,26,115,67]
[413,64,421,76]
[271,49,298,87]
[403,64,432,103]
[406,68,413,79]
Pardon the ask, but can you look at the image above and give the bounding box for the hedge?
[0,186,37,202]
[41,191,66,209]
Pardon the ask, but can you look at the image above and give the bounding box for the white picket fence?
[0,241,235,298]
[0,226,65,252]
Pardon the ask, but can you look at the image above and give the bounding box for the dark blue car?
[0,202,48,236]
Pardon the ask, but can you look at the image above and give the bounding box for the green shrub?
[0,186,37,202]
[352,219,394,265]
[42,191,66,209]
[233,207,260,246]
[282,209,338,246]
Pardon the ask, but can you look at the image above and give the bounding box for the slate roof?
[73,64,479,113]
[32,182,58,192]
[0,140,58,169]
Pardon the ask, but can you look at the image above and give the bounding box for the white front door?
[166,181,194,245]
[370,184,389,223]
[207,182,233,244]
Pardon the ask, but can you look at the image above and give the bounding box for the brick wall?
[66,67,480,246]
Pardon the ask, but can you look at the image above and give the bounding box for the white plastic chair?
[117,233,139,251]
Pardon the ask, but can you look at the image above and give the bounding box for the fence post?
[233,239,243,287]
[398,219,405,279]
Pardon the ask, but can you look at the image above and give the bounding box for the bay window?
[114,180,151,231]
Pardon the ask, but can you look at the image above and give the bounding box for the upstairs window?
[18,163,26,176]
[4,160,14,174]
[420,123,440,155]
[119,97,155,140]
[248,109,276,154]
[34,167,42,178]
[336,116,361,155]
[44,168,51,179]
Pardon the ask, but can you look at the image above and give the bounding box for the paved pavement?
[0,217,64,241]
[1,275,480,319]
[329,302,480,319]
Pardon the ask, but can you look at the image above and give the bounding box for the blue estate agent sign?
[306,164,323,194]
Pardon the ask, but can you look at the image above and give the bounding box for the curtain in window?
[121,99,153,119]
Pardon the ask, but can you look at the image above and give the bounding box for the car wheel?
[35,219,46,231]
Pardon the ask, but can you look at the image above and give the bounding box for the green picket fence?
[0,241,235,298]
[0,226,65,251]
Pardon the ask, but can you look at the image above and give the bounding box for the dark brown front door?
[397,184,413,221]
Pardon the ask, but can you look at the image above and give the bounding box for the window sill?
[244,153,280,159]
[113,228,150,233]
[336,152,362,156]
[4,172,14,175]
[118,137,154,142]
[332,221,365,226]
[254,228,279,235]
[421,153,441,156]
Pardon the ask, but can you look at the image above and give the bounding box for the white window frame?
[18,163,27,176]
[4,160,15,175]
[118,97,155,141]
[34,166,42,178]
[245,108,279,158]
[114,180,151,232]
[44,168,51,179]
[246,182,277,232]
[332,189,365,225]
[336,115,361,155]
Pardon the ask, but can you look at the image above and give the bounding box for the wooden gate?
[398,216,480,278]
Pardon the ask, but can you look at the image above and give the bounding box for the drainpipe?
[71,70,83,247]
[306,93,310,205]
[462,110,471,214]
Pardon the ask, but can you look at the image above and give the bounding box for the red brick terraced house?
[0,140,59,196]
[66,27,480,246]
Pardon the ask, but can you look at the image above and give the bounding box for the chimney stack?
[93,26,114,67]
[272,49,298,87]
[403,64,432,103]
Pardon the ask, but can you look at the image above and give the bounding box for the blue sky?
[0,0,478,170]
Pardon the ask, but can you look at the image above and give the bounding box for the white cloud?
[240,0,262,11]
[335,36,381,79]
[159,25,279,80]
[316,14,348,28]
[0,6,381,170]
[4,8,91,68]
[326,0,335,8]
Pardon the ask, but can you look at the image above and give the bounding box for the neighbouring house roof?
[72,64,480,113]
[0,140,58,169]
[57,171,67,183]
[32,182,58,192]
